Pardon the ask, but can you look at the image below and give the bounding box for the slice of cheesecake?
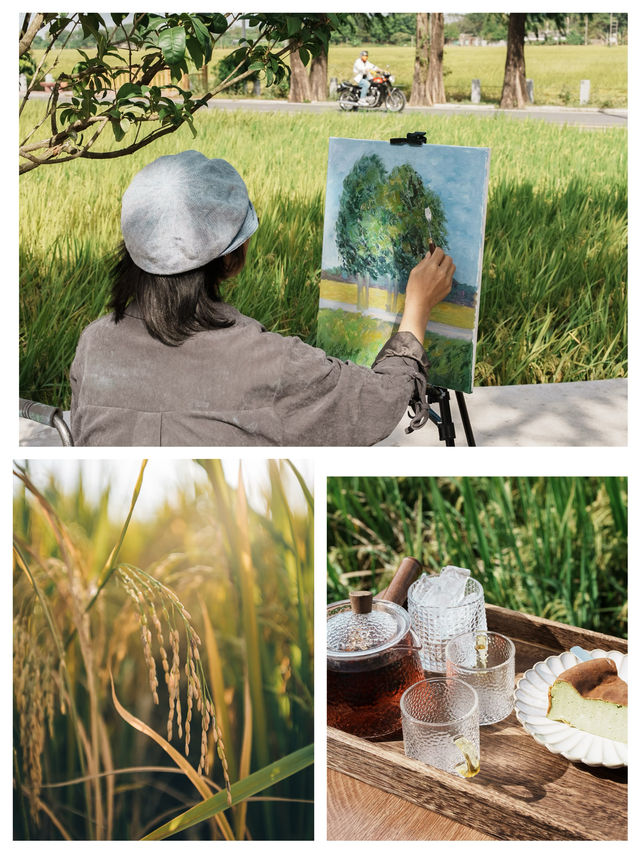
[547,657,627,743]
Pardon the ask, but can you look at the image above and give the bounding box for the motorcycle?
[338,71,406,113]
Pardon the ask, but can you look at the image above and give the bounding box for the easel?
[390,131,477,447]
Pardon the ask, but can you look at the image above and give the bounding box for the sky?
[321,137,490,289]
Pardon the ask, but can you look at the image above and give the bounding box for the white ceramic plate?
[514,648,627,768]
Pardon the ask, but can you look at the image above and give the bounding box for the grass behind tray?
[20,105,627,408]
[326,476,628,640]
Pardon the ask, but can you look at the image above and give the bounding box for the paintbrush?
[425,207,436,254]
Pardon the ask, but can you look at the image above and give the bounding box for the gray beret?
[120,150,259,275]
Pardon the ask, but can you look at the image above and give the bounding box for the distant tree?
[462,13,488,37]
[458,13,506,41]
[329,13,416,45]
[409,14,429,105]
[19,51,36,82]
[389,31,412,46]
[443,21,461,43]
[584,12,627,43]
[500,12,566,108]
[213,51,260,95]
[426,14,446,104]
[289,42,328,102]
[410,13,445,106]
[19,12,338,174]
[482,16,508,42]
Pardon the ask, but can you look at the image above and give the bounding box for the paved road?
[206,98,628,129]
[27,90,626,129]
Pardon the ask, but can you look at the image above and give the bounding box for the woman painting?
[70,150,455,446]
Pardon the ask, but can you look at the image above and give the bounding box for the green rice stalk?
[65,459,147,650]
[141,744,313,840]
[235,466,271,834]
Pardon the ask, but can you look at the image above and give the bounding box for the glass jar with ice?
[408,566,487,672]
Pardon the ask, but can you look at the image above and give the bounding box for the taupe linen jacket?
[70,302,429,446]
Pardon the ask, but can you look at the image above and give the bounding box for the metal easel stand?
[426,386,476,447]
[389,131,477,447]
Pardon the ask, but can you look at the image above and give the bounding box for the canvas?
[319,137,490,394]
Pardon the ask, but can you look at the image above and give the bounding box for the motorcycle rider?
[353,50,382,105]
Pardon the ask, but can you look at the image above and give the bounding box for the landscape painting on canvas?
[319,137,490,393]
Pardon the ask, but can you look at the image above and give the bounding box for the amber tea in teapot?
[327,587,424,740]
[327,641,424,739]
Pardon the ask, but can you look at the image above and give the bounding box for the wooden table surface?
[327,769,492,840]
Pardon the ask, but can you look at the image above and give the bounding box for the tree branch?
[20,113,114,154]
[19,12,44,57]
[19,11,31,41]
[80,99,213,160]
[20,17,79,118]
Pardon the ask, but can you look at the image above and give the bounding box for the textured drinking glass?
[401,678,480,777]
[445,631,516,725]
[408,576,487,672]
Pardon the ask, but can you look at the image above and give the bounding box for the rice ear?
[109,671,235,841]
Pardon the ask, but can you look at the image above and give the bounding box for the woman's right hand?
[398,247,456,342]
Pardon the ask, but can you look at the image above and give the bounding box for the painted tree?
[335,154,388,309]
[336,155,449,313]
[380,164,448,311]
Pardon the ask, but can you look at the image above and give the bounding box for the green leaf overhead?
[19,12,339,173]
[158,26,186,66]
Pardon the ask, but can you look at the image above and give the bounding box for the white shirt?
[353,58,376,83]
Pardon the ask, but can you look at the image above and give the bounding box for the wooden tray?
[327,604,628,841]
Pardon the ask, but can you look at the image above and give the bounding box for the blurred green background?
[327,476,627,639]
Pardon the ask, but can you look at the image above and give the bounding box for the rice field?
[13,459,314,840]
[327,476,627,639]
[30,44,628,107]
[19,105,627,407]
[326,44,628,107]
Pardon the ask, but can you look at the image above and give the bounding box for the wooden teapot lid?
[349,590,373,614]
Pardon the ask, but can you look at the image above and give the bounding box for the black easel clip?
[390,131,427,146]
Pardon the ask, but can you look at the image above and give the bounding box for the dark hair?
[109,242,247,346]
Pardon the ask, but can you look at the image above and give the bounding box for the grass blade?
[141,744,313,840]
[236,667,253,840]
[109,672,235,841]
[230,464,273,836]
[199,603,237,783]
[285,460,314,511]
